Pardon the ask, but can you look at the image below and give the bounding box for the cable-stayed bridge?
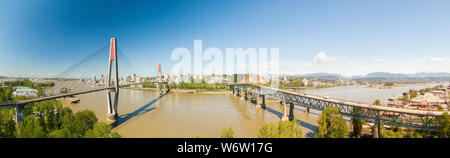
[0,38,169,124]
[0,37,446,137]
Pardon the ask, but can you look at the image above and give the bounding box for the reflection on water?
[61,89,318,138]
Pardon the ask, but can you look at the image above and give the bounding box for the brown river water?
[60,88,319,138]
[54,81,444,138]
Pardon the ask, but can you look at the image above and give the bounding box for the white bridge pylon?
[106,37,119,122]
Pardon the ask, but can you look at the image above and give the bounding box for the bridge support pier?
[244,88,248,101]
[373,123,381,138]
[163,84,167,94]
[289,103,294,121]
[255,93,261,109]
[281,102,289,121]
[261,95,266,109]
[14,104,24,124]
[239,89,244,99]
[156,83,159,94]
[306,107,310,114]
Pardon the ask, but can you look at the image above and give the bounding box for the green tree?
[439,112,450,138]
[0,86,13,102]
[220,126,235,138]
[258,119,303,138]
[410,91,418,99]
[403,93,409,101]
[0,109,16,138]
[33,100,60,132]
[373,100,381,106]
[48,129,71,138]
[406,128,424,138]
[16,116,46,138]
[73,110,98,137]
[58,107,76,137]
[384,82,394,86]
[351,107,364,137]
[84,122,121,138]
[420,89,425,95]
[316,107,349,138]
[380,129,403,138]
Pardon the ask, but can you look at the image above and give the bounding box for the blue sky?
[1,0,450,77]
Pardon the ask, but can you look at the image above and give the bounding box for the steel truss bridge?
[230,83,445,132]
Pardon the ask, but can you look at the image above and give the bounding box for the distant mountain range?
[294,73,345,80]
[293,72,450,80]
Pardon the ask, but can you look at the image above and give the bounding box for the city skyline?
[1,0,450,77]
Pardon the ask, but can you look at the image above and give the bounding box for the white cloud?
[313,52,346,63]
[372,56,387,64]
[428,57,450,64]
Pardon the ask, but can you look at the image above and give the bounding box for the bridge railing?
[230,83,444,131]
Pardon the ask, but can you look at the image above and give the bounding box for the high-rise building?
[136,76,141,83]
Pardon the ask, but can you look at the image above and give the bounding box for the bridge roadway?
[230,83,444,132]
[0,82,168,109]
[0,86,114,109]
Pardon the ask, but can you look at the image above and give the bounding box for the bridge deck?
[0,87,114,109]
[0,82,168,109]
[231,83,444,117]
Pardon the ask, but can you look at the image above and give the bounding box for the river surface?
[55,81,445,138]
[60,88,319,138]
[303,83,447,105]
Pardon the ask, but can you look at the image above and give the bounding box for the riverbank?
[303,82,447,105]
[360,82,435,90]
[122,87,230,94]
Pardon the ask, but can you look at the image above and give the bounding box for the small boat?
[67,97,80,103]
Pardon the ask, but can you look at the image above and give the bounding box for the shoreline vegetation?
[124,82,231,94]
[360,82,436,90]
[205,107,450,138]
[0,80,119,138]
[0,98,120,138]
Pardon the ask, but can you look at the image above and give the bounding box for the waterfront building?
[410,93,445,108]
[431,90,445,97]
[13,87,38,97]
[302,78,308,86]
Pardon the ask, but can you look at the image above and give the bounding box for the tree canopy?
[439,112,450,138]
[258,119,303,138]
[219,126,235,138]
[316,107,349,138]
[0,99,120,138]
